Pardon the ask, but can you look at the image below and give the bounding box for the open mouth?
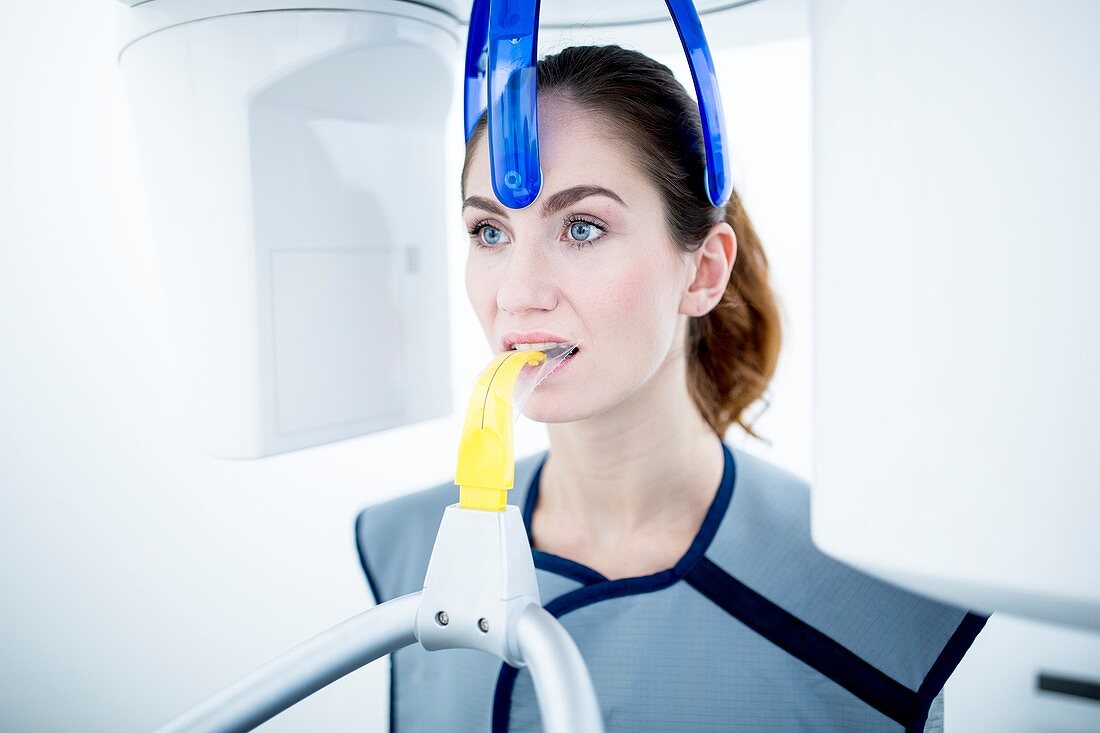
[511,342,580,360]
[510,341,582,409]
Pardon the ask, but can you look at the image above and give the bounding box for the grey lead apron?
[355,442,986,732]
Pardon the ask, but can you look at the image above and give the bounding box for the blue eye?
[468,220,509,248]
[482,226,503,245]
[570,222,593,240]
[565,217,606,247]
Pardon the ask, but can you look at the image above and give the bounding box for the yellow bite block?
[456,350,546,511]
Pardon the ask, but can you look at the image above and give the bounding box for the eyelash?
[467,216,607,250]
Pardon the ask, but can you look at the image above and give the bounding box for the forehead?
[464,96,652,204]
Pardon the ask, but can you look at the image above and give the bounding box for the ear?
[680,221,737,317]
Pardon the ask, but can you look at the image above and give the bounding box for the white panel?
[271,249,403,434]
[811,0,1100,629]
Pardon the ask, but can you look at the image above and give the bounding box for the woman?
[356,45,986,732]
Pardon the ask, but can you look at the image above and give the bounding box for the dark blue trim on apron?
[492,440,736,732]
[906,612,989,732]
[530,552,608,587]
[684,555,988,731]
[687,555,922,725]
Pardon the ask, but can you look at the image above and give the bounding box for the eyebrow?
[462,185,627,219]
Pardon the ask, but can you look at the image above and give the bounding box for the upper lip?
[501,331,572,352]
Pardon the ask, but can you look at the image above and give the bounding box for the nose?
[496,240,558,315]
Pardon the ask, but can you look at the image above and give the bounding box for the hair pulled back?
[462,45,783,440]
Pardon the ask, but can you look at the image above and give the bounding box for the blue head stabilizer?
[463,0,732,210]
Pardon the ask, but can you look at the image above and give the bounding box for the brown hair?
[461,45,782,441]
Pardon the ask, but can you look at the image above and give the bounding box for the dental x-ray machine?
[114,0,1100,730]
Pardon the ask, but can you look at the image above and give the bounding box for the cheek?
[587,257,679,351]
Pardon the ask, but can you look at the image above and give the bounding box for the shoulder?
[727,445,812,511]
[354,451,547,603]
[718,445,813,548]
[708,445,820,600]
[714,446,940,621]
[711,445,986,706]
[354,478,453,603]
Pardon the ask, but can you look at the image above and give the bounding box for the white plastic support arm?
[152,504,604,733]
[153,592,422,733]
[416,503,604,732]
[513,602,605,733]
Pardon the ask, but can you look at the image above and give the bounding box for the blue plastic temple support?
[463,0,490,141]
[464,0,732,209]
[489,0,542,209]
[664,0,732,207]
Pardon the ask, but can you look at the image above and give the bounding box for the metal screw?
[436,611,449,626]
[478,618,490,633]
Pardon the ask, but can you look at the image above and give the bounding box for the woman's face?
[463,96,695,423]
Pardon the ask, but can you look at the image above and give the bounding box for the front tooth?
[513,342,559,351]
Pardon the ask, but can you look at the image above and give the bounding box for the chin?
[519,387,589,422]
[519,389,605,425]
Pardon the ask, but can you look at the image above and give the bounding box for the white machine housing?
[810,1,1100,631]
[116,0,460,457]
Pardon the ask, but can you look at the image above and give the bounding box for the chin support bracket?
[463,0,733,209]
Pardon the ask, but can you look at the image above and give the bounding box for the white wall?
[4,1,1094,732]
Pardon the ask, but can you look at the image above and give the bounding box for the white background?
[1,1,1097,731]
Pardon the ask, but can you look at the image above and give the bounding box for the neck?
[538,342,724,545]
